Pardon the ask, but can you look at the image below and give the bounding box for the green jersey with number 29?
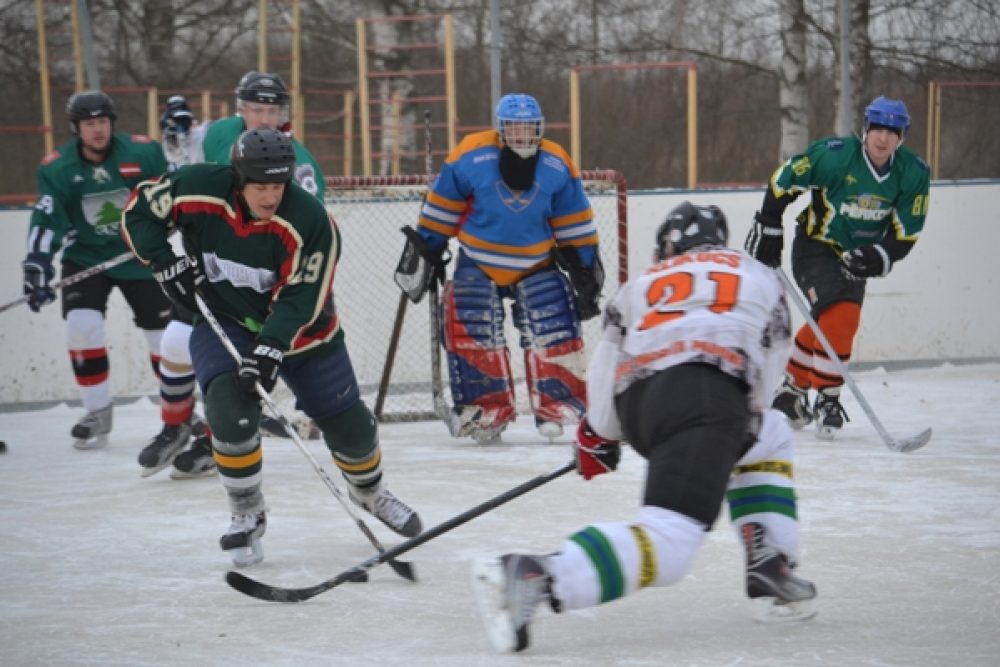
[121,163,342,356]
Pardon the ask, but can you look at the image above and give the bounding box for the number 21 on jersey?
[639,270,741,330]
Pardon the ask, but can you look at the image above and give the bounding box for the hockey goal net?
[325,170,628,423]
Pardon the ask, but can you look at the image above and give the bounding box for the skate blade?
[471,557,521,653]
[752,595,818,623]
[227,540,264,567]
[169,466,218,480]
[73,434,109,450]
[139,459,177,478]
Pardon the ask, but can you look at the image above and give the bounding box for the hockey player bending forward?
[473,202,817,653]
[122,128,422,565]
[399,93,603,442]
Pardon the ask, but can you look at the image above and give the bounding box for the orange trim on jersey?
[445,130,502,164]
[457,232,554,257]
[550,208,593,228]
[426,190,467,212]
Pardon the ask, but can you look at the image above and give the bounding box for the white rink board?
[1,180,997,404]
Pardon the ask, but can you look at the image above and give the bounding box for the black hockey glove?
[22,252,56,312]
[575,419,621,480]
[236,340,285,397]
[744,211,784,268]
[152,255,205,312]
[840,245,891,280]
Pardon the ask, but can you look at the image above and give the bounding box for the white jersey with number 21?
[585,247,792,440]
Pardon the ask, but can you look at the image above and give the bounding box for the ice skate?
[170,423,216,479]
[814,388,849,441]
[742,522,817,623]
[349,481,423,538]
[220,512,267,567]
[472,553,557,653]
[138,421,192,478]
[771,376,812,429]
[71,404,113,450]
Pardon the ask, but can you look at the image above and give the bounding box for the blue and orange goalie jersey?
[417,130,597,286]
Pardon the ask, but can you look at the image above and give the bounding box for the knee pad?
[205,373,262,445]
[65,308,105,349]
[549,507,705,610]
[512,269,583,349]
[159,320,193,365]
[728,410,800,563]
[315,400,378,461]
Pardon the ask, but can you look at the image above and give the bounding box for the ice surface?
[1,363,998,666]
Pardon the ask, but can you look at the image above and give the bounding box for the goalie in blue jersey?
[395,94,603,442]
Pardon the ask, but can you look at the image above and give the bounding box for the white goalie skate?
[220,512,267,567]
[71,404,113,450]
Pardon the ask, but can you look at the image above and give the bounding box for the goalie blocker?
[394,226,449,303]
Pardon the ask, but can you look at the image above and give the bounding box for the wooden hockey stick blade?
[224,461,576,602]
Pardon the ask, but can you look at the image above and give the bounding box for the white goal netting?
[321,170,628,423]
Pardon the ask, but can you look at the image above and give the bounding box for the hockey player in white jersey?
[472,201,817,653]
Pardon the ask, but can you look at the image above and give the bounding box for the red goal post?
[325,169,628,423]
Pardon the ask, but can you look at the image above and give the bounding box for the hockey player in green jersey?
[201,70,325,199]
[121,128,422,565]
[23,90,174,450]
[745,96,930,440]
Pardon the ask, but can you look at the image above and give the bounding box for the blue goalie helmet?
[864,96,910,136]
[495,93,544,158]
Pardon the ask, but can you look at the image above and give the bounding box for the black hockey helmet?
[66,90,116,133]
[235,71,290,106]
[231,128,295,187]
[654,201,729,260]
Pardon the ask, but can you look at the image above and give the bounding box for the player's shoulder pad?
[538,139,578,177]
[446,130,500,163]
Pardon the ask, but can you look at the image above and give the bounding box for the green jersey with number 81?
[761,135,930,254]
[121,163,343,356]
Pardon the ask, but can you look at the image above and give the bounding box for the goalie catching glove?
[575,419,621,480]
[394,226,448,303]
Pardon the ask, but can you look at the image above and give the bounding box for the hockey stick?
[374,293,408,420]
[421,109,462,435]
[193,293,417,582]
[0,250,134,315]
[777,269,931,453]
[226,459,576,602]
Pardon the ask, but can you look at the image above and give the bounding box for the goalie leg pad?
[441,269,516,431]
[513,269,586,423]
